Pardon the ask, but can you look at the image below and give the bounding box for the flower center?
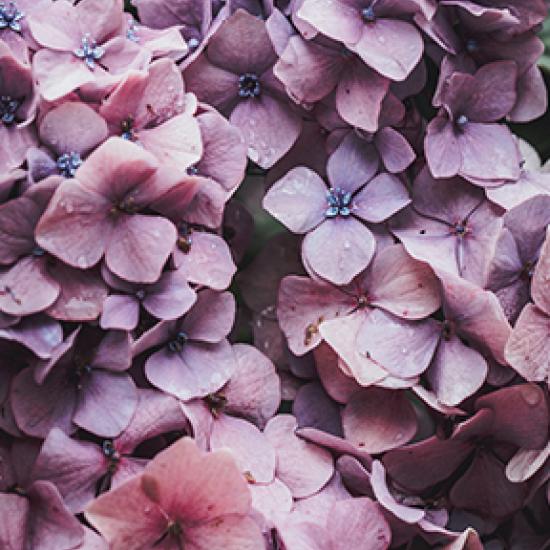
[361,5,376,22]
[32,246,46,257]
[74,34,105,70]
[168,331,188,353]
[187,37,200,50]
[0,2,24,32]
[102,440,120,461]
[238,73,261,98]
[186,165,199,176]
[126,20,139,42]
[325,187,352,218]
[520,260,535,281]
[57,152,82,178]
[112,196,139,215]
[452,221,469,237]
[465,38,478,53]
[177,224,192,253]
[455,114,469,129]
[135,289,146,301]
[0,95,20,125]
[121,117,137,141]
[205,392,227,417]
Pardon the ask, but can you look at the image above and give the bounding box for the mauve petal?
[142,270,197,321]
[106,215,177,284]
[464,61,517,122]
[315,343,360,403]
[353,172,410,223]
[181,289,235,343]
[328,497,391,550]
[116,388,188,454]
[0,257,60,316]
[297,0,363,44]
[364,243,441,319]
[335,61,389,133]
[184,55,240,111]
[374,127,415,173]
[0,126,37,174]
[425,115,461,178]
[0,195,37,264]
[27,480,84,550]
[92,330,132,372]
[75,0,123,46]
[303,217,376,285]
[274,37,342,104]
[0,314,62,359]
[264,414,334,498]
[141,437,252,522]
[85,476,167,549]
[440,528,483,550]
[327,132,379,192]
[533,229,550,315]
[186,515,264,550]
[138,114,203,171]
[509,64,548,123]
[196,110,247,192]
[352,19,423,81]
[210,414,276,483]
[46,263,108,322]
[0,493,27,550]
[39,102,108,157]
[425,336,488,407]
[475,384,548,449]
[27,0,81,49]
[356,309,440,378]
[450,452,528,518]
[230,93,301,169]
[440,272,511,364]
[458,123,520,183]
[343,388,417,453]
[277,275,354,356]
[145,340,235,400]
[263,166,327,233]
[505,304,550,383]
[293,382,343,436]
[224,343,281,428]
[207,9,277,75]
[276,519,331,550]
[31,428,105,513]
[74,370,137,437]
[383,436,472,492]
[35,179,112,270]
[319,311,389,386]
[100,295,139,331]
[175,232,236,291]
[32,50,96,102]
[250,478,293,531]
[506,442,550,483]
[74,137,158,202]
[369,460,424,523]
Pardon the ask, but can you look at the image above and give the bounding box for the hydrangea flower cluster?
[0,0,549,548]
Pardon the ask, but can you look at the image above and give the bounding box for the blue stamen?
[56,152,82,178]
[0,2,24,32]
[0,95,20,125]
[325,187,352,218]
[74,34,105,70]
[238,73,261,98]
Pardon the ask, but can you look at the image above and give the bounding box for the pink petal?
[303,217,376,285]
[106,215,177,284]
[264,414,334,498]
[74,370,137,437]
[210,414,276,483]
[185,515,264,550]
[263,166,327,234]
[352,173,411,223]
[351,19,423,81]
[343,388,417,453]
[100,294,140,331]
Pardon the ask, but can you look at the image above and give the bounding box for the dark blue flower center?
[102,440,119,460]
[32,246,46,257]
[57,152,82,178]
[126,20,139,42]
[135,289,146,301]
[0,2,24,32]
[186,165,199,176]
[74,34,105,70]
[455,114,469,129]
[361,5,376,22]
[168,331,188,352]
[465,38,478,53]
[453,222,468,236]
[187,37,200,50]
[0,95,20,125]
[326,187,352,218]
[238,73,261,98]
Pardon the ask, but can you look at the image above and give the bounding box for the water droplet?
[343,241,351,250]
[76,255,88,268]
[248,147,259,162]
[401,347,408,354]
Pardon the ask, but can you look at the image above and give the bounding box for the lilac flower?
[264,134,411,285]
[296,0,430,81]
[184,9,302,168]
[425,61,521,184]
